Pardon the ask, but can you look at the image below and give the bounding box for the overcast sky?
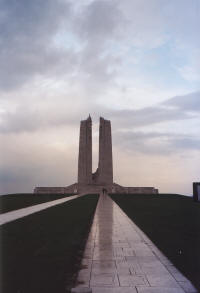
[0,0,199,195]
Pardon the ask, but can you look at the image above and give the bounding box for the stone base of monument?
[34,182,158,194]
[112,183,158,194]
[76,182,158,194]
[193,182,200,202]
[34,183,78,194]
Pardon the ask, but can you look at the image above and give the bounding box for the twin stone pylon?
[34,115,158,194]
[78,115,113,191]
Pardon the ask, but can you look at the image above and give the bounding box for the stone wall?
[34,183,78,194]
[76,183,158,194]
[111,183,158,194]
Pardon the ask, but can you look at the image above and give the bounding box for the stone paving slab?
[136,288,186,293]
[92,288,137,293]
[73,193,198,293]
[0,193,85,225]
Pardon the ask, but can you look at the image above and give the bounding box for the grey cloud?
[0,91,199,134]
[163,91,200,112]
[0,0,68,40]
[0,48,78,90]
[72,0,123,89]
[108,91,200,128]
[1,0,198,93]
[0,0,73,90]
[0,0,121,92]
[170,136,200,150]
[74,0,122,42]
[74,0,167,49]
[0,109,45,133]
[113,130,200,155]
[109,106,190,128]
[0,103,80,134]
[78,50,120,94]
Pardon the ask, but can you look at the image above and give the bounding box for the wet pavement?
[73,193,198,293]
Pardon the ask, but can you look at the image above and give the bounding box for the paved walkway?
[73,193,198,293]
[0,194,83,226]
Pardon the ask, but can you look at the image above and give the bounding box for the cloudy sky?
[0,0,199,195]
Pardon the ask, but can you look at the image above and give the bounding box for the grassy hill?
[110,193,200,291]
[0,194,99,293]
[0,193,74,214]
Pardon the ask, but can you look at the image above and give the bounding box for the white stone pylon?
[78,115,92,185]
[97,117,113,185]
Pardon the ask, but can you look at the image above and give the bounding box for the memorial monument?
[34,116,158,194]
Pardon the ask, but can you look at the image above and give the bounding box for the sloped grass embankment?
[0,194,99,293]
[0,193,74,214]
[110,193,200,291]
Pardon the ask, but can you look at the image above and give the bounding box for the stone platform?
[34,183,158,195]
[72,193,197,293]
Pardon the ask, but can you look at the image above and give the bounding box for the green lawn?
[0,194,99,293]
[110,193,200,291]
[0,193,74,214]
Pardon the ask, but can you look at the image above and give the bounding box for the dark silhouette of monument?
[34,116,158,194]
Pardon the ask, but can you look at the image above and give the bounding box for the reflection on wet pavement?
[73,193,198,293]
